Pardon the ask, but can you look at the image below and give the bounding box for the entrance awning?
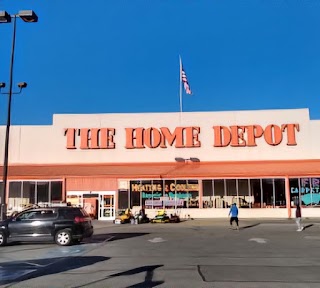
[1,159,320,179]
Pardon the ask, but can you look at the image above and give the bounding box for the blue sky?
[0,0,320,125]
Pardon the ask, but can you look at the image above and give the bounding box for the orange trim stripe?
[1,159,320,179]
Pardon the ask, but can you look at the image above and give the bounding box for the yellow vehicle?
[151,209,170,223]
[115,208,132,224]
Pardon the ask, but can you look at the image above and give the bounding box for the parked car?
[0,206,93,247]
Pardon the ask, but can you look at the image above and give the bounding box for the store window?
[274,179,286,207]
[238,179,250,208]
[250,179,262,208]
[8,181,63,214]
[164,180,188,209]
[134,180,164,209]
[118,190,129,210]
[290,177,320,207]
[171,180,188,208]
[37,182,49,204]
[214,180,225,208]
[130,180,141,207]
[128,179,199,209]
[262,179,274,208]
[187,179,199,208]
[129,180,164,209]
[225,179,237,208]
[8,182,22,212]
[51,181,63,202]
[289,178,300,207]
[300,178,312,207]
[162,180,173,208]
[311,178,320,207]
[152,180,163,209]
[141,180,153,209]
[202,180,213,208]
[22,181,36,205]
[291,178,310,207]
[132,191,141,207]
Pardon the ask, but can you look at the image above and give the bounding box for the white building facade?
[1,108,320,220]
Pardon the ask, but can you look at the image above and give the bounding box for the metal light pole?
[0,10,38,220]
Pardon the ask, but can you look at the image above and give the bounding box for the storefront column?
[285,176,291,218]
[62,177,66,202]
[199,180,203,208]
[5,180,8,203]
[114,190,118,211]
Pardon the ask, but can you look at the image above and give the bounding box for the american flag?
[181,64,192,95]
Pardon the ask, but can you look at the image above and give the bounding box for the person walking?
[229,203,239,230]
[295,204,304,231]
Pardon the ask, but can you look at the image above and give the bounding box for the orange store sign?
[64,123,299,149]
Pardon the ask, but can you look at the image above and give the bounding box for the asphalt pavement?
[1,218,320,288]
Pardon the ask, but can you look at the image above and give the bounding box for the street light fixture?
[0,10,38,23]
[174,157,200,163]
[0,82,28,94]
[17,82,28,89]
[18,10,38,23]
[0,9,38,220]
[0,11,11,23]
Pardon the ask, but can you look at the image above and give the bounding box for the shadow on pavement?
[84,232,150,244]
[1,242,55,253]
[74,265,164,288]
[3,233,149,253]
[1,256,110,286]
[240,223,260,230]
[303,224,314,230]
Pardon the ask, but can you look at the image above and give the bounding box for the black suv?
[0,206,94,246]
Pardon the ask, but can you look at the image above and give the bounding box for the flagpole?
[179,55,183,122]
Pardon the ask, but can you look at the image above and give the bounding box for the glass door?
[98,192,115,220]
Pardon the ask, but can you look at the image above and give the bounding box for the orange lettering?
[159,127,184,148]
[230,126,246,147]
[282,124,299,146]
[185,127,201,148]
[213,126,231,147]
[125,128,144,149]
[144,127,162,148]
[89,128,100,149]
[79,128,90,149]
[100,128,116,149]
[246,125,264,146]
[264,124,282,146]
[64,128,77,149]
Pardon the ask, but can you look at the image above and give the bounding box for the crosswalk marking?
[148,237,166,243]
[249,238,268,244]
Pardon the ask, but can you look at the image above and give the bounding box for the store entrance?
[66,191,116,220]
[98,192,115,220]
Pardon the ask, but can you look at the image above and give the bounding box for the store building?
[0,108,320,220]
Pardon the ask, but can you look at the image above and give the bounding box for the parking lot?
[1,219,320,288]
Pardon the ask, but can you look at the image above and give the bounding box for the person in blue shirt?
[228,203,239,230]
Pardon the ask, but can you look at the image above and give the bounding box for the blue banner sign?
[142,192,192,199]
